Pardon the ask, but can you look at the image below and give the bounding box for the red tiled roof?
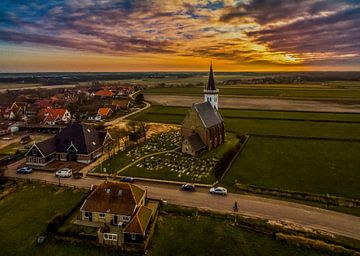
[35,99,53,108]
[39,108,68,123]
[81,181,145,216]
[123,206,152,234]
[112,100,130,109]
[95,90,114,97]
[97,107,112,118]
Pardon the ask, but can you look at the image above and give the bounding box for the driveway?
[4,169,360,241]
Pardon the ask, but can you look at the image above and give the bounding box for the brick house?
[181,64,225,156]
[97,107,113,120]
[111,99,131,111]
[95,89,115,98]
[80,181,156,248]
[38,108,71,125]
[25,123,112,166]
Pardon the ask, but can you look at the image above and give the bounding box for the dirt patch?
[146,122,180,138]
[146,95,360,113]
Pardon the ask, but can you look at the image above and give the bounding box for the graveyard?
[93,129,239,183]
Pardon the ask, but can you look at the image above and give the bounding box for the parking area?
[7,158,85,173]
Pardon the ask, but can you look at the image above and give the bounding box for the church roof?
[206,63,216,91]
[187,133,206,151]
[194,102,223,128]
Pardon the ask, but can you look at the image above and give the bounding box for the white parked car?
[55,168,72,178]
[209,187,227,196]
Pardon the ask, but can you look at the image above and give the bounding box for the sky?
[0,0,359,72]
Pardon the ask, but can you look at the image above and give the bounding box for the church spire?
[206,62,216,91]
[204,62,219,109]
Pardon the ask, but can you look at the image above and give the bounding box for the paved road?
[4,169,360,241]
[146,94,360,113]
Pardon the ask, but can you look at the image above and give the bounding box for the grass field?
[144,85,360,99]
[148,215,326,256]
[223,136,360,200]
[0,182,126,256]
[129,106,360,140]
[129,106,360,200]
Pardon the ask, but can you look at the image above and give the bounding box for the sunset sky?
[0,0,359,72]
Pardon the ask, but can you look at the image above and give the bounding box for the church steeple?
[207,62,216,91]
[204,62,219,109]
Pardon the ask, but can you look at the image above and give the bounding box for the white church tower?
[204,63,219,109]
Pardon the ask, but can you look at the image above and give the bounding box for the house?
[111,100,130,111]
[181,64,225,156]
[87,113,102,122]
[79,181,156,248]
[0,106,11,119]
[25,122,112,166]
[38,108,71,125]
[34,99,53,109]
[95,89,115,98]
[97,107,113,120]
[9,102,28,120]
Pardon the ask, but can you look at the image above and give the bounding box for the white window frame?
[131,233,136,241]
[32,149,37,156]
[99,212,105,219]
[104,233,117,241]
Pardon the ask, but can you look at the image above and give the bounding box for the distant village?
[0,83,144,134]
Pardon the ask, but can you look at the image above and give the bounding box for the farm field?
[0,182,125,256]
[129,106,360,140]
[129,106,360,200]
[223,136,360,200]
[144,84,360,99]
[148,215,325,256]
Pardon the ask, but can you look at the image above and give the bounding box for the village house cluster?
[0,83,142,136]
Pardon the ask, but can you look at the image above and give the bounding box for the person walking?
[234,201,238,212]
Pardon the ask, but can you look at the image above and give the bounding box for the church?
[181,64,225,156]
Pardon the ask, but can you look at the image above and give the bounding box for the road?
[4,169,360,241]
[145,94,360,113]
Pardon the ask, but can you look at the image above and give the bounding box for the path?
[4,169,360,241]
[146,94,360,113]
[105,101,151,127]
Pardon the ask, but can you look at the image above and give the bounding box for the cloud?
[0,0,359,68]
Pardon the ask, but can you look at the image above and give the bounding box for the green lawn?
[148,215,326,256]
[145,86,360,99]
[129,106,360,140]
[0,142,23,155]
[223,136,360,200]
[0,182,125,256]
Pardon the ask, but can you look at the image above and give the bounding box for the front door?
[67,148,77,162]
[113,215,118,225]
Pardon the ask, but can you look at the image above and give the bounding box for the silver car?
[55,168,72,178]
[209,187,227,195]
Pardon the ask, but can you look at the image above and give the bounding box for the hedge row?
[275,233,360,256]
[213,135,247,179]
[234,183,360,208]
